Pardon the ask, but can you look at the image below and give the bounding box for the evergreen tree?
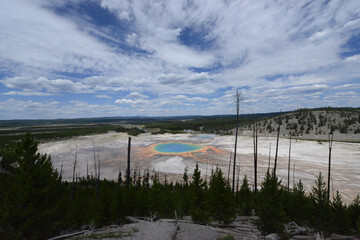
[238,175,253,216]
[330,190,349,234]
[208,167,235,223]
[190,164,209,223]
[286,180,311,223]
[348,195,360,234]
[257,171,286,235]
[183,167,189,185]
[0,133,65,240]
[310,172,330,230]
[150,173,165,217]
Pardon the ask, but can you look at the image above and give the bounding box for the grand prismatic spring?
[153,142,204,154]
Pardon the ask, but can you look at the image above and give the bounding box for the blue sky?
[0,0,360,119]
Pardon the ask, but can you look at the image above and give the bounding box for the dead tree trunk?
[232,90,241,194]
[274,120,280,177]
[97,156,100,180]
[71,148,77,201]
[293,162,296,187]
[72,148,77,183]
[93,140,97,178]
[236,164,240,203]
[126,136,131,189]
[227,151,232,183]
[268,142,271,173]
[287,135,292,192]
[327,132,333,201]
[253,121,258,196]
[205,158,209,183]
[60,161,63,179]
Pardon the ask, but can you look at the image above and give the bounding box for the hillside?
[241,108,360,142]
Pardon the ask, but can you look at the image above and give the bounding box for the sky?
[0,0,360,120]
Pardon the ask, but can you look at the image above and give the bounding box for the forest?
[0,133,359,239]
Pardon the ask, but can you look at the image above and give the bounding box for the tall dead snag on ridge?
[205,158,209,183]
[268,142,271,172]
[126,136,131,189]
[253,118,258,196]
[97,155,101,180]
[327,132,334,201]
[232,90,241,194]
[274,117,281,177]
[60,160,63,179]
[72,148,78,201]
[236,164,240,203]
[93,140,97,178]
[287,134,292,192]
[227,151,232,183]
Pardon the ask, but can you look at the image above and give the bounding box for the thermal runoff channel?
[154,142,204,153]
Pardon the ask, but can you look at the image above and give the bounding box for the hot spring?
[153,142,203,153]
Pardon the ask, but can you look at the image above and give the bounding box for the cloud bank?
[0,0,359,119]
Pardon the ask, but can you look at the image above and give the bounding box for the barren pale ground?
[38,132,360,204]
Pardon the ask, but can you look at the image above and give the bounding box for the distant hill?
[1,107,359,144]
[240,107,360,142]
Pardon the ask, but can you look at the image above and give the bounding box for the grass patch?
[217,235,235,240]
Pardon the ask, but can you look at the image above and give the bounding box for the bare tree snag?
[287,135,292,192]
[274,118,281,177]
[328,132,334,201]
[232,90,241,194]
[127,136,131,189]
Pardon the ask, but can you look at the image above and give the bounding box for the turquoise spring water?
[154,142,203,153]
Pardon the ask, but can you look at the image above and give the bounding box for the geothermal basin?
[37,132,360,204]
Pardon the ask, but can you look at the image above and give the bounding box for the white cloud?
[0,0,122,74]
[344,18,360,29]
[95,94,112,99]
[153,43,215,68]
[2,91,55,96]
[172,95,207,102]
[126,33,138,45]
[1,77,92,93]
[345,54,360,62]
[334,83,360,90]
[114,98,148,106]
[126,92,149,99]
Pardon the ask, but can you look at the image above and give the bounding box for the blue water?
[154,143,203,153]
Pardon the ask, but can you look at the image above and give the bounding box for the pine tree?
[286,180,311,223]
[348,195,360,234]
[208,167,235,223]
[310,172,330,230]
[0,133,65,240]
[256,171,286,235]
[190,164,209,223]
[183,167,189,185]
[238,175,253,216]
[330,190,350,234]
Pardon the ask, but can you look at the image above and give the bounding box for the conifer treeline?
[0,134,359,240]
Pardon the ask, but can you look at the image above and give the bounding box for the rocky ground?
[50,216,359,240]
[51,216,261,240]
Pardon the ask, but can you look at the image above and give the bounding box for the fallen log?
[48,230,88,240]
